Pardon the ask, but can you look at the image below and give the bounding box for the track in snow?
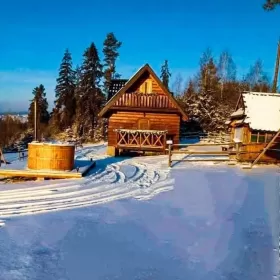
[0,147,174,221]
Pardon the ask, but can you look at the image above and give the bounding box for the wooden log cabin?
[226,91,280,163]
[98,64,188,156]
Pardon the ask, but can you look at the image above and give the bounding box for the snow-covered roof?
[242,92,280,132]
[230,108,244,118]
[235,119,244,125]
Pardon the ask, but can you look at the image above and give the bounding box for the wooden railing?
[113,93,177,109]
[115,129,167,151]
[167,141,236,167]
[180,132,231,143]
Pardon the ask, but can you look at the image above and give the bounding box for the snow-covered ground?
[0,142,279,279]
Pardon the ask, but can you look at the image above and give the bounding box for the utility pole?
[34,98,37,141]
[272,40,280,93]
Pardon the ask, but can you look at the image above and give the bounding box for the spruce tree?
[263,0,280,10]
[160,60,171,90]
[75,42,105,138]
[184,79,195,97]
[197,49,220,99]
[52,49,76,131]
[28,85,50,139]
[103,32,122,95]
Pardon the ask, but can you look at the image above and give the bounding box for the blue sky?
[0,0,279,112]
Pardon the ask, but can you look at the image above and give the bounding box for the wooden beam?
[272,40,280,93]
[174,142,235,147]
[250,128,280,168]
[171,158,230,162]
[0,162,96,179]
[0,169,82,179]
[111,106,180,114]
[172,151,230,155]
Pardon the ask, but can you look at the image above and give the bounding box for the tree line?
[27,41,276,139]
[25,0,278,140]
[0,116,28,148]
[166,48,273,132]
[27,32,122,141]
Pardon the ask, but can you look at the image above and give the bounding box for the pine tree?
[184,79,196,97]
[263,0,280,10]
[160,60,171,89]
[103,32,122,95]
[52,49,76,131]
[205,58,220,94]
[75,43,105,139]
[28,85,50,139]
[197,48,220,96]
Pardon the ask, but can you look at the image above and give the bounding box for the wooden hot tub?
[27,142,75,171]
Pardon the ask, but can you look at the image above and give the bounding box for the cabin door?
[138,118,150,130]
[233,127,243,143]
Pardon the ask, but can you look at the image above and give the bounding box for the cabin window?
[140,80,152,93]
[258,134,266,143]
[251,131,273,143]
[250,130,258,142]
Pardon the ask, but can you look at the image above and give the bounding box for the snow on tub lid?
[30,141,75,147]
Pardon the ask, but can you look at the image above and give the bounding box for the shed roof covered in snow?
[241,92,280,132]
[230,108,244,118]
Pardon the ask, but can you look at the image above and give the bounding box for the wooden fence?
[167,141,237,167]
[180,131,230,144]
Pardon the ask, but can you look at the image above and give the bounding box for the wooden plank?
[171,158,230,162]
[110,106,180,114]
[0,169,82,179]
[173,143,235,147]
[172,151,229,155]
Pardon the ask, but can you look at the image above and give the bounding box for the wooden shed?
[226,91,280,163]
[98,64,188,156]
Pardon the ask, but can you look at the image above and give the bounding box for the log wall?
[238,143,280,163]
[108,111,180,147]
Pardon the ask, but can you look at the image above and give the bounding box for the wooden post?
[34,98,37,141]
[0,148,6,165]
[235,142,241,161]
[272,40,280,93]
[163,133,167,154]
[167,140,173,167]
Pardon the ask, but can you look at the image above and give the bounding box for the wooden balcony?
[112,93,177,110]
[115,129,167,152]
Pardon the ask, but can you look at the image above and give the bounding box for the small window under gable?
[140,79,152,94]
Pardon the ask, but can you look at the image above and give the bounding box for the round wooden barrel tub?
[28,142,75,171]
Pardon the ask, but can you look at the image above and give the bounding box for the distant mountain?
[0,111,28,115]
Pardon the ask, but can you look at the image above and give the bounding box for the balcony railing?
[113,93,177,109]
[115,129,167,151]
